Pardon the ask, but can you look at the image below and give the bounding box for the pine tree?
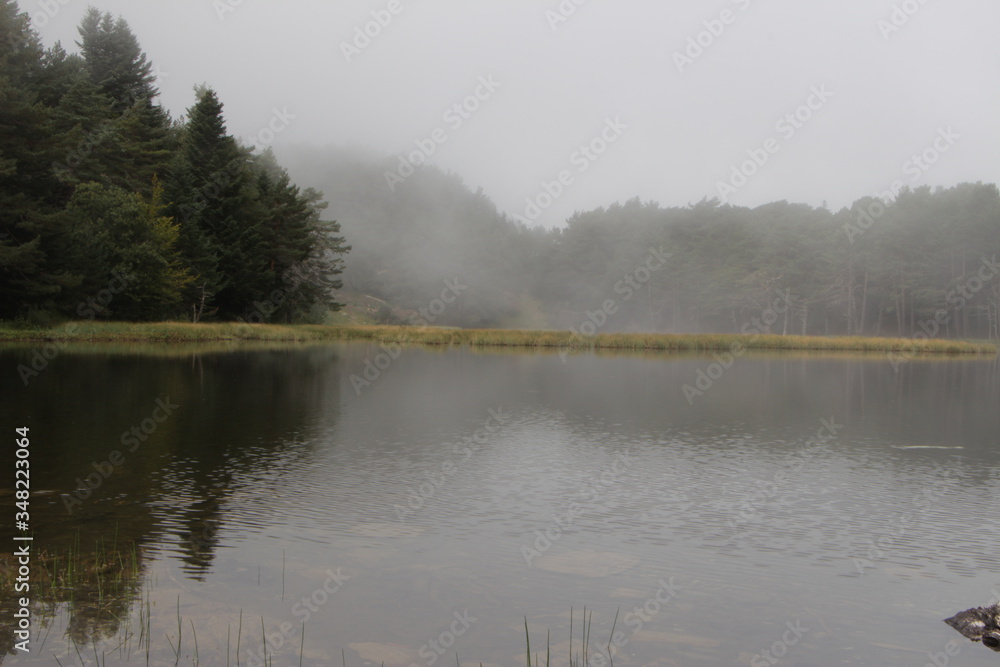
[73,7,173,196]
[165,86,257,319]
[0,2,346,322]
[47,52,118,195]
[64,180,190,320]
[76,7,157,111]
[0,0,79,317]
[296,193,350,317]
[250,152,349,321]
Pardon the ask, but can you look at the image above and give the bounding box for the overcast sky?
[28,0,1000,226]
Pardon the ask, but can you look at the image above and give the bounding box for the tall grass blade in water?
[524,617,531,667]
[175,594,182,665]
[71,637,86,666]
[261,616,268,667]
[236,608,243,665]
[569,607,573,667]
[299,621,305,667]
[606,608,620,667]
[190,619,199,665]
[144,595,151,665]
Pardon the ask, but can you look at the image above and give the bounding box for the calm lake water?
[2,341,1000,666]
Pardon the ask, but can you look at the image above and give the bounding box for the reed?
[525,607,618,667]
[0,540,144,606]
[21,575,624,667]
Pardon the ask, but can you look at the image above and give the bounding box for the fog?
[31,0,1000,227]
[16,0,1000,334]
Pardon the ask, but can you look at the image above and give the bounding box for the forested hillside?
[4,0,998,339]
[0,1,347,323]
[284,145,1000,339]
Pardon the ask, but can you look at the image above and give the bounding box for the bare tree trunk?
[909,288,915,335]
[962,257,968,337]
[846,255,855,335]
[896,288,903,336]
[782,289,789,335]
[858,269,869,335]
[990,282,1000,339]
[192,284,209,323]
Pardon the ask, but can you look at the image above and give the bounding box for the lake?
[2,341,999,666]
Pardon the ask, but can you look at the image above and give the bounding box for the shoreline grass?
[0,320,995,355]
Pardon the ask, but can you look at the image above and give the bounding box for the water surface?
[2,342,999,666]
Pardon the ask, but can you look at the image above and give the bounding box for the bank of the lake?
[0,320,995,355]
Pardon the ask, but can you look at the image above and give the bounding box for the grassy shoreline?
[0,321,995,355]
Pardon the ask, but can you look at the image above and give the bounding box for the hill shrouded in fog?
[280,143,1000,339]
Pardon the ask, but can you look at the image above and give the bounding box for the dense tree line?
[0,1,347,323]
[285,145,1000,339]
[4,0,996,339]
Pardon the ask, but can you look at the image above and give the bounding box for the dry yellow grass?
[1,321,995,356]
